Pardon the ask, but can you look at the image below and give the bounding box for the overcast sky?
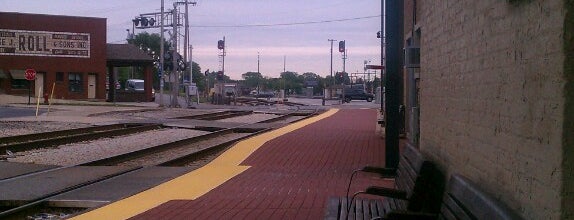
[2,0,382,80]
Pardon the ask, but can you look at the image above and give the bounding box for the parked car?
[255,91,275,98]
[341,88,374,102]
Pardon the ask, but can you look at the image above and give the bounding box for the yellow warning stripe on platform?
[71,108,338,220]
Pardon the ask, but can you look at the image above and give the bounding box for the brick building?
[400,0,573,218]
[0,12,107,100]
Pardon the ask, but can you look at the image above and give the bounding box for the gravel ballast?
[8,128,210,166]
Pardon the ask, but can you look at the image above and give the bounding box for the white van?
[125,79,144,92]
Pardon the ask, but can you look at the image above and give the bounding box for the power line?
[191,15,380,28]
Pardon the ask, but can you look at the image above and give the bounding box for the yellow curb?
[71,108,338,220]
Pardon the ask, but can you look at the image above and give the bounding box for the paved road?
[0,106,45,118]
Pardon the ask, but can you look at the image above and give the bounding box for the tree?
[280,71,304,94]
[127,32,172,90]
[241,72,264,90]
[180,61,205,92]
[127,32,170,56]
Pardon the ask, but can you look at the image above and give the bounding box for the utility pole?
[328,39,336,86]
[282,55,286,100]
[159,0,165,107]
[183,0,196,85]
[342,49,347,81]
[257,51,260,92]
[171,3,179,107]
[222,36,226,76]
[184,0,189,85]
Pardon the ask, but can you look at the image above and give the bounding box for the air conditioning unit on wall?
[404,46,420,68]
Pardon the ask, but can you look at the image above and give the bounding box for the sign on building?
[0,29,90,58]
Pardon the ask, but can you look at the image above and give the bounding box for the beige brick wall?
[418,0,566,219]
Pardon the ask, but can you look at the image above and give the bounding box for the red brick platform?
[131,109,390,219]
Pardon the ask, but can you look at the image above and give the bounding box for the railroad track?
[235,97,308,107]
[0,107,323,219]
[80,127,266,167]
[0,123,163,154]
[175,110,253,120]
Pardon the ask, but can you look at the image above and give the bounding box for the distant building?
[0,12,107,100]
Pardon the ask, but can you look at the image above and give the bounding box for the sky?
[1,0,382,80]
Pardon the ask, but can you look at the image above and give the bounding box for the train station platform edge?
[70,109,339,220]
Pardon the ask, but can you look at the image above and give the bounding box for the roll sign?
[0,29,90,58]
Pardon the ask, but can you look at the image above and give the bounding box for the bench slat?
[355,198,364,220]
[375,199,385,217]
[339,197,353,219]
[370,199,381,219]
[362,198,371,220]
[325,197,342,220]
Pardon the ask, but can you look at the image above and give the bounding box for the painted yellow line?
[71,108,338,220]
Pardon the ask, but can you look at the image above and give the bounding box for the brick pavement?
[131,108,390,220]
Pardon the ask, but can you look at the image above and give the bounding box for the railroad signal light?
[163,51,173,71]
[133,17,155,27]
[140,17,149,27]
[217,40,225,50]
[339,40,345,53]
[132,18,140,26]
[176,53,187,71]
[216,71,224,81]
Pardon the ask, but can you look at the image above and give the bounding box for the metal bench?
[383,174,522,220]
[325,144,443,220]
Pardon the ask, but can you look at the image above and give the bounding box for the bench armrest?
[365,186,408,200]
[361,166,397,178]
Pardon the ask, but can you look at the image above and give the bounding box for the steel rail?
[0,124,164,153]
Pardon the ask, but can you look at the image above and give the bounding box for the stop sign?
[25,69,36,81]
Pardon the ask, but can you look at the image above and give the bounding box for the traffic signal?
[339,40,345,53]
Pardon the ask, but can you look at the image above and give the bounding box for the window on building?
[69,73,83,92]
[11,79,28,90]
[9,69,28,90]
[56,72,64,82]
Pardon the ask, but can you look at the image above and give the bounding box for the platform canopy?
[107,44,154,67]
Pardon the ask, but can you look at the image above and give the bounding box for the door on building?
[88,74,96,99]
[35,73,44,97]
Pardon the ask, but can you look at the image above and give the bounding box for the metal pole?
[222,36,225,76]
[159,0,165,107]
[171,4,179,107]
[343,48,347,81]
[184,0,189,84]
[328,39,336,86]
[384,0,403,168]
[381,0,385,112]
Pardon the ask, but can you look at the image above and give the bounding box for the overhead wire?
[190,15,381,28]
